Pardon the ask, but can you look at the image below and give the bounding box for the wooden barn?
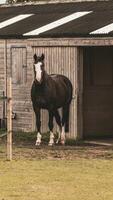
[0,0,113,139]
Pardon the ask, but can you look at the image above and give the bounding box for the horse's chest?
[31,82,58,109]
[35,94,47,108]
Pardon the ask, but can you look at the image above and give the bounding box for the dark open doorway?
[83,46,113,138]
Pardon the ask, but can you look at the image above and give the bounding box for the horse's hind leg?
[54,110,62,144]
[48,111,54,146]
[61,104,70,145]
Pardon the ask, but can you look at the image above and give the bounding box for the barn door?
[11,47,27,85]
[11,47,32,132]
[83,46,113,138]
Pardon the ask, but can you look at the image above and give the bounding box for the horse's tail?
[63,80,73,132]
[65,104,70,132]
[62,103,70,132]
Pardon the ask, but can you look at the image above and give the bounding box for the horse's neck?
[42,71,51,84]
[34,71,49,88]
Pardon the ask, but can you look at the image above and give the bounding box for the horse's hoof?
[56,140,59,144]
[56,138,60,144]
[61,140,65,145]
[48,143,54,146]
[35,142,41,146]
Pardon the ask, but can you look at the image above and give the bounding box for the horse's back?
[51,74,72,86]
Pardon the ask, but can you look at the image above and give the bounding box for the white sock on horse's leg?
[56,126,61,144]
[61,126,66,145]
[48,131,54,146]
[35,132,42,146]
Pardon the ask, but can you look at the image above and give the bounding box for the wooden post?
[7,77,12,161]
[77,47,83,140]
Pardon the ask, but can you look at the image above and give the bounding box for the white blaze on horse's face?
[35,62,42,82]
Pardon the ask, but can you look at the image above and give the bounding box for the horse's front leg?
[48,111,54,146]
[35,109,42,146]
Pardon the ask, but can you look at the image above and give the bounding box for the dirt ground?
[1,131,113,160]
[1,139,113,160]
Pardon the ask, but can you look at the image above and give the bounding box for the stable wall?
[0,38,79,139]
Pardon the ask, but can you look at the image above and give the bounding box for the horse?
[31,53,73,146]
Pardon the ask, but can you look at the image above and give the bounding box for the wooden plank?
[27,37,113,47]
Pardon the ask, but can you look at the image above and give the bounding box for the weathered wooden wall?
[0,39,79,139]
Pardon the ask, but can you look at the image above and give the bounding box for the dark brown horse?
[31,53,73,146]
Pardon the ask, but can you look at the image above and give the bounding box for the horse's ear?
[41,53,45,61]
[33,54,37,62]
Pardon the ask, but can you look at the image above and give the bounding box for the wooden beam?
[7,77,12,161]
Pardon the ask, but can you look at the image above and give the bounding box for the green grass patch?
[13,131,53,145]
[12,131,78,146]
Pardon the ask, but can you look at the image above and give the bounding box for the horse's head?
[33,53,45,84]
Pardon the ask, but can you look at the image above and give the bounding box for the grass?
[1,132,113,200]
[0,157,113,200]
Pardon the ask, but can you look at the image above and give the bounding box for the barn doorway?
[83,46,113,138]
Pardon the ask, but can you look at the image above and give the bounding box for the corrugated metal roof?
[0,1,113,38]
